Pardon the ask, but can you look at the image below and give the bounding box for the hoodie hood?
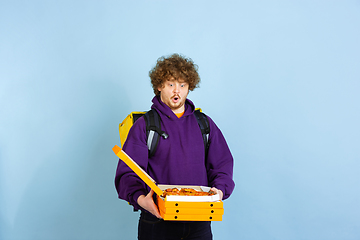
[151,95,195,119]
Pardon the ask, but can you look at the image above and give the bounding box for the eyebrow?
[167,79,187,84]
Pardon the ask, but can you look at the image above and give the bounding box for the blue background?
[1,1,359,239]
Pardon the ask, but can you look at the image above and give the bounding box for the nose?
[173,83,180,93]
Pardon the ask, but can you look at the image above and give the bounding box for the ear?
[157,84,163,93]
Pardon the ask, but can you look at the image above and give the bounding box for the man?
[115,54,235,240]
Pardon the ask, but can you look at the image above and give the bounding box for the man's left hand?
[210,187,223,200]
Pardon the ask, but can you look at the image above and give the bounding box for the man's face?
[158,78,189,114]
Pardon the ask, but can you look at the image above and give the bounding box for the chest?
[155,116,205,159]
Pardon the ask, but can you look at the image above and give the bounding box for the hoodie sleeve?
[205,116,235,200]
[114,117,150,210]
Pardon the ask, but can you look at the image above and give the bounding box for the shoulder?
[195,110,215,126]
[199,113,222,135]
[129,114,147,134]
[123,115,147,148]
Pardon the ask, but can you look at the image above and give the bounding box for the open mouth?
[172,95,180,102]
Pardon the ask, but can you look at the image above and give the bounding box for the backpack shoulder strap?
[144,109,168,157]
[193,109,210,158]
[143,109,209,158]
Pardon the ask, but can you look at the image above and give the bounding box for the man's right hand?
[137,189,162,219]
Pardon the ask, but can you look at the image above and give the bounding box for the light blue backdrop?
[1,1,359,239]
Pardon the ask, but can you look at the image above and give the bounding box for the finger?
[153,204,162,219]
[210,187,223,200]
[149,196,162,219]
[145,189,162,219]
[152,207,162,219]
[147,189,154,197]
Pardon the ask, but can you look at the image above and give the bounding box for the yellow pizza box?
[156,190,224,221]
[156,193,223,209]
[160,207,224,215]
[158,205,224,215]
[159,212,223,221]
[156,195,223,220]
[113,145,224,221]
[112,145,221,201]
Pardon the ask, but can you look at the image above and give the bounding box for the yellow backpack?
[119,111,147,147]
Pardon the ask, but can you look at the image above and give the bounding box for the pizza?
[161,187,216,197]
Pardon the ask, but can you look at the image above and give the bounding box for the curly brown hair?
[149,54,201,96]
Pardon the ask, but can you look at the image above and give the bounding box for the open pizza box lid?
[112,145,220,202]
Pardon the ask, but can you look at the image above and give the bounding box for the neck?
[172,105,185,114]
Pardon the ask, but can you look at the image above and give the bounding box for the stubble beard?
[170,95,185,112]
